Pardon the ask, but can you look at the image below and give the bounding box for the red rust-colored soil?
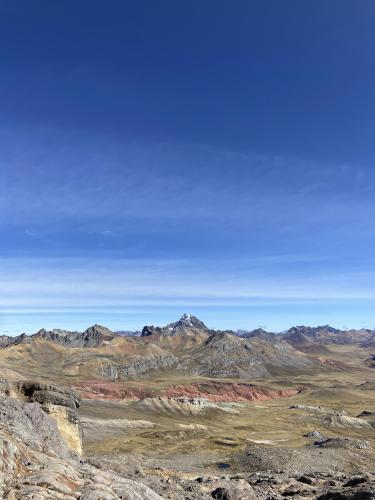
[74,379,153,400]
[165,382,299,402]
[75,379,300,402]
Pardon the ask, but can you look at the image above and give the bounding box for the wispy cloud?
[1,127,375,332]
[1,256,375,309]
[1,254,375,334]
[1,127,374,233]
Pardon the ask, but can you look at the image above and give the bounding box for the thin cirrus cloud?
[1,256,375,305]
[1,126,374,232]
[1,127,375,332]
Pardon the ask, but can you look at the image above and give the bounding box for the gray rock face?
[100,351,179,378]
[179,331,314,378]
[0,396,74,460]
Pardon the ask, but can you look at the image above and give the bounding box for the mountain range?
[1,314,374,383]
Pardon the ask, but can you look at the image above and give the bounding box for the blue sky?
[1,1,375,334]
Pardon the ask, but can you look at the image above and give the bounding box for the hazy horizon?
[2,308,374,337]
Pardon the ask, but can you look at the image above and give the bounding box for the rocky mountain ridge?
[2,315,374,348]
[282,324,375,354]
[1,315,374,381]
[35,324,117,347]
[0,324,117,349]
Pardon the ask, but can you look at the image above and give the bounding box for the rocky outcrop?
[98,349,179,379]
[210,480,257,499]
[13,381,82,455]
[245,471,375,499]
[141,325,163,336]
[0,396,76,460]
[0,379,163,499]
